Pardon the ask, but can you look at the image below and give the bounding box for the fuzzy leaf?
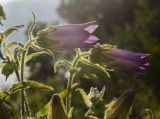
[2,25,24,39]
[25,50,53,63]
[77,88,92,108]
[10,80,54,93]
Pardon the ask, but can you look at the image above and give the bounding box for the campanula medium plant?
[0,6,152,119]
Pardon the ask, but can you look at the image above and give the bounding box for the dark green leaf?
[1,61,15,80]
[77,88,92,108]
[47,94,67,119]
[104,91,135,119]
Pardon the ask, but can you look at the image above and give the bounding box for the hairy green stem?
[20,40,32,117]
[66,49,81,113]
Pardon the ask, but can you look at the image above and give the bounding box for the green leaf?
[104,91,135,119]
[58,83,79,99]
[2,25,24,39]
[10,80,54,93]
[145,109,153,119]
[47,94,67,119]
[36,84,78,119]
[0,101,19,119]
[36,102,50,119]
[25,51,53,63]
[1,61,15,80]
[77,88,93,108]
[5,41,17,53]
[3,100,19,119]
[68,107,74,119]
[0,92,9,101]
[80,59,110,78]
[0,47,4,59]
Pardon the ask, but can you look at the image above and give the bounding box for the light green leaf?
[68,107,74,119]
[145,109,153,119]
[10,80,54,93]
[2,25,24,39]
[104,91,135,119]
[3,41,18,58]
[0,92,9,101]
[36,102,50,119]
[77,88,92,108]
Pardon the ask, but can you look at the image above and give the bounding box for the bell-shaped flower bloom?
[104,48,149,73]
[37,21,99,50]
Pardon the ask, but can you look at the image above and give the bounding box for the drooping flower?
[104,48,150,73]
[37,21,99,50]
[90,44,149,73]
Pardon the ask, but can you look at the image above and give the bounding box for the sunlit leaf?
[77,88,92,108]
[47,94,67,119]
[68,107,74,119]
[4,41,17,55]
[0,92,9,101]
[10,80,54,93]
[36,102,50,119]
[2,25,24,39]
[104,91,135,119]
[145,109,153,119]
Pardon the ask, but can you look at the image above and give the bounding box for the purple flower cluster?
[39,21,149,72]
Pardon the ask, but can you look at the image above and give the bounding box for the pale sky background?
[0,0,62,90]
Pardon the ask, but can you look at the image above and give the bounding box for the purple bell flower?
[39,21,99,50]
[104,48,149,73]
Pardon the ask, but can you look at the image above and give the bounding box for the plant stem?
[66,49,81,113]
[20,40,32,118]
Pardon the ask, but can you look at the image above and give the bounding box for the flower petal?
[84,35,99,44]
[84,24,99,34]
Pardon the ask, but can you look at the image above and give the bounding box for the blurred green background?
[1,0,160,118]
